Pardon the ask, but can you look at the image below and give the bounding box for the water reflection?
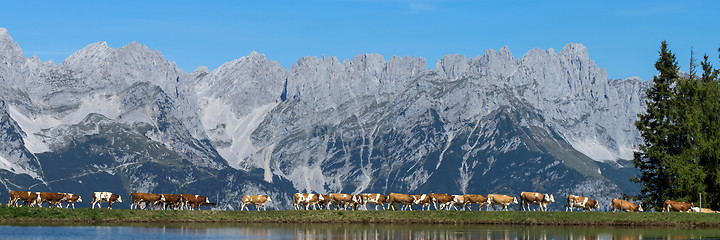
[280,224,717,240]
[2,222,719,239]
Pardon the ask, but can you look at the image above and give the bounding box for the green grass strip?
[1,207,718,227]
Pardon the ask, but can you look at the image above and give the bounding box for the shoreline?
[1,207,719,227]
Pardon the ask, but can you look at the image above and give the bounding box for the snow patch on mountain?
[0,154,35,178]
[65,95,123,123]
[7,105,58,153]
[570,138,622,162]
[7,94,153,153]
[199,98,277,169]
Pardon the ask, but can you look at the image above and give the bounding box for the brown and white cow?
[328,193,359,210]
[388,193,415,211]
[690,207,718,213]
[448,195,469,211]
[38,192,66,208]
[61,193,82,209]
[8,191,39,207]
[180,194,210,210]
[158,194,182,210]
[293,193,322,210]
[429,193,454,210]
[241,195,272,211]
[520,192,555,211]
[663,200,694,212]
[565,195,599,212]
[611,199,643,212]
[360,193,386,210]
[412,194,432,211]
[486,194,518,211]
[92,192,122,209]
[131,193,162,210]
[464,194,488,211]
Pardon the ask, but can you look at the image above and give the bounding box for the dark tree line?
[633,41,720,211]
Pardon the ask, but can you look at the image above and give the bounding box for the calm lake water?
[0,223,718,239]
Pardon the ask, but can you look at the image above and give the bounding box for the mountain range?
[0,27,649,210]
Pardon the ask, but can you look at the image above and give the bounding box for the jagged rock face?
[194,52,287,170]
[0,28,25,85]
[243,43,648,206]
[0,27,648,209]
[0,100,42,179]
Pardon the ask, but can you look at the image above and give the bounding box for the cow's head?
[117,195,123,203]
[77,196,83,202]
[637,204,644,212]
[544,194,555,203]
[593,201,599,209]
[205,197,210,204]
[266,195,272,202]
[512,197,518,204]
[160,194,166,202]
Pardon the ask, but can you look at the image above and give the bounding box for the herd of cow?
[284,192,596,212]
[268,192,718,213]
[7,190,210,210]
[7,190,719,213]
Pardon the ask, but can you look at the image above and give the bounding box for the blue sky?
[2,0,718,80]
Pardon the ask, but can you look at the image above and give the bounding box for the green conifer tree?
[634,42,720,210]
[633,41,679,211]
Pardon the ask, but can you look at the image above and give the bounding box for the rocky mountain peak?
[62,41,113,67]
[434,54,469,81]
[348,53,385,72]
[559,42,590,61]
[191,66,210,81]
[0,28,26,82]
[195,51,287,117]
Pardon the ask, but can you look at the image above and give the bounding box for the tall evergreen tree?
[633,41,679,211]
[634,42,720,210]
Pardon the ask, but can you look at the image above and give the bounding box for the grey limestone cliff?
[0,27,648,209]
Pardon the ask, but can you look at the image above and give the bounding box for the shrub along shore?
[0,207,719,227]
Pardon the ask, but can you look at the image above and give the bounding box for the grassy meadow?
[1,206,719,227]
